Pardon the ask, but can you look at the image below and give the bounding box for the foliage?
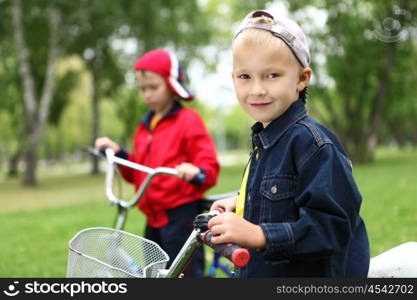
[0,0,237,181]
[1,0,417,180]
[288,0,417,162]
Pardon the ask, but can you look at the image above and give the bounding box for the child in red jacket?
[95,49,220,277]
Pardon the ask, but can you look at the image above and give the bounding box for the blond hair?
[235,32,303,72]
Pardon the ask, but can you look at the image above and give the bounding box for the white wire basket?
[67,227,169,278]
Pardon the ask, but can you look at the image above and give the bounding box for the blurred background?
[0,0,416,277]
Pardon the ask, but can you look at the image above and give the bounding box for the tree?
[64,0,126,174]
[0,16,24,177]
[12,0,61,185]
[63,0,226,174]
[288,0,417,162]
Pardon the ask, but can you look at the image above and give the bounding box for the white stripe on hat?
[168,51,179,79]
[167,51,191,99]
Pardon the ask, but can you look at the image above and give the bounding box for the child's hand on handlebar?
[95,137,121,153]
[207,212,266,249]
[175,163,200,181]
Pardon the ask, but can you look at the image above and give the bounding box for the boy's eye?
[266,73,280,78]
[238,74,250,79]
[140,85,158,92]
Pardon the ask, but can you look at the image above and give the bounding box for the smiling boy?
[209,10,370,277]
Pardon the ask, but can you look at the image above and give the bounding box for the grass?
[353,147,417,256]
[0,147,416,277]
[0,163,244,277]
[0,173,104,213]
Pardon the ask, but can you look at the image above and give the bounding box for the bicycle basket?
[67,227,169,278]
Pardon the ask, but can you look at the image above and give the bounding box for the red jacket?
[118,102,220,227]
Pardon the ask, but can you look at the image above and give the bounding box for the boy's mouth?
[250,102,271,107]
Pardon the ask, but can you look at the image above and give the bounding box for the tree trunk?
[8,150,22,178]
[365,42,396,162]
[90,66,100,175]
[7,117,25,178]
[23,138,38,186]
[12,0,61,186]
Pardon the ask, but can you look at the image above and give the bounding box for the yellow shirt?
[236,160,251,217]
[150,115,162,131]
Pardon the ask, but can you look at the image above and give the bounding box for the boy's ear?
[297,67,312,92]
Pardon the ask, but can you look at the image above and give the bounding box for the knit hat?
[234,10,310,68]
[134,49,193,101]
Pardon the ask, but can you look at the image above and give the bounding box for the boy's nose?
[250,80,267,97]
[142,90,152,100]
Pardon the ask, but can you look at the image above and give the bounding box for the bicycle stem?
[163,210,222,278]
[114,206,128,231]
[164,230,201,278]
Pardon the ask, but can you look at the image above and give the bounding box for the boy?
[96,49,220,277]
[209,10,370,277]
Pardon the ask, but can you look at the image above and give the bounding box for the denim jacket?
[235,100,370,277]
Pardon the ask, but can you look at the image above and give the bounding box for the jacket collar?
[141,101,183,129]
[252,99,307,149]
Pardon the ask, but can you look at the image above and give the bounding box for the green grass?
[0,173,104,213]
[354,148,417,256]
[0,164,244,277]
[0,148,416,277]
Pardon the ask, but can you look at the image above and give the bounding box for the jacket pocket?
[260,175,297,222]
[260,175,296,201]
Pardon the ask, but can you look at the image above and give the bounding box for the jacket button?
[271,185,277,194]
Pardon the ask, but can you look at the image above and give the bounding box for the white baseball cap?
[234,10,310,68]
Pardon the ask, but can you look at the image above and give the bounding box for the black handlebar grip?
[99,147,107,156]
[200,230,250,268]
[193,208,225,232]
[83,146,106,157]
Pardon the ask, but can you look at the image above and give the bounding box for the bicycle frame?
[79,147,249,278]
[101,148,178,230]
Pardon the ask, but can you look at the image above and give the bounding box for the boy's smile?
[232,33,310,128]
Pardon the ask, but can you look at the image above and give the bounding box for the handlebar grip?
[99,147,107,156]
[83,146,104,157]
[200,230,250,268]
[193,208,225,232]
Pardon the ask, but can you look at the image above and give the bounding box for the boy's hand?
[210,196,238,213]
[207,212,266,249]
[95,137,120,153]
[175,162,200,181]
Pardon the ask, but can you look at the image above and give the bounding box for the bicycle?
[67,148,417,278]
[198,191,238,278]
[66,147,247,278]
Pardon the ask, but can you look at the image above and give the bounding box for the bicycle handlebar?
[194,209,250,268]
[84,146,250,272]
[85,146,177,209]
[199,231,250,268]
